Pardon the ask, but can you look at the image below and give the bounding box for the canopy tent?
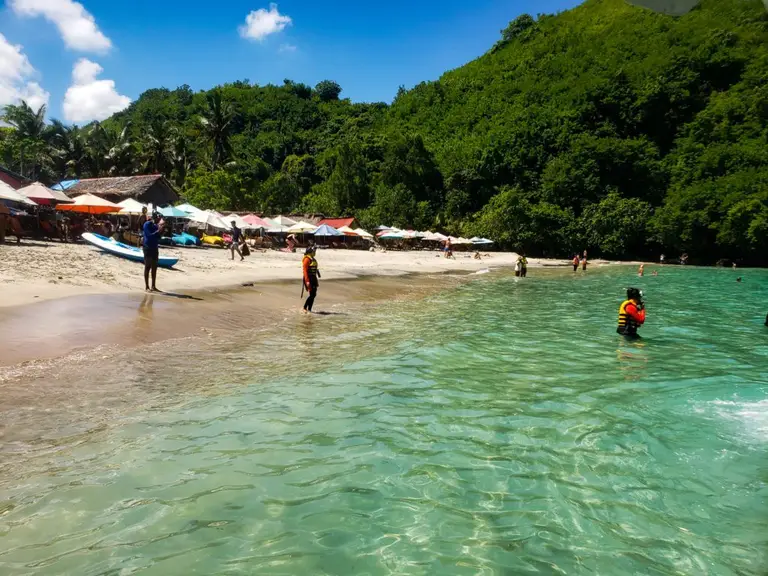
[337,225,359,236]
[175,203,202,215]
[353,228,374,239]
[17,182,72,205]
[313,224,344,237]
[117,198,147,215]
[286,221,318,234]
[242,214,273,228]
[0,181,37,206]
[271,215,297,227]
[187,210,230,230]
[56,193,120,214]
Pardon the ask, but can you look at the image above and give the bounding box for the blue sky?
[0,0,580,124]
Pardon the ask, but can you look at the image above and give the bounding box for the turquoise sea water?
[1,266,767,575]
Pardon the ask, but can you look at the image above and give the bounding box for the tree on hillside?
[199,90,235,169]
[315,80,342,102]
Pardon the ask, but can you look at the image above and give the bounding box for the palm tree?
[199,90,235,170]
[105,124,135,176]
[86,122,109,177]
[170,127,194,189]
[1,100,47,179]
[141,121,173,176]
[46,119,89,179]
[2,100,46,140]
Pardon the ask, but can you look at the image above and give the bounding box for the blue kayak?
[82,233,179,268]
[172,232,201,246]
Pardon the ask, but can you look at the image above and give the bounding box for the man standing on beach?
[229,220,244,261]
[143,213,164,292]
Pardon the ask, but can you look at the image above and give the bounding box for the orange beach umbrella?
[56,193,120,215]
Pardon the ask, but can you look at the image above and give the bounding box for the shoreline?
[1,240,607,309]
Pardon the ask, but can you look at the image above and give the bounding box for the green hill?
[2,0,767,262]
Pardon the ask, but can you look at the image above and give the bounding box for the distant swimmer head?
[627,287,643,301]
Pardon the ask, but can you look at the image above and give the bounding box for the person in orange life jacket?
[617,287,646,337]
[302,246,321,313]
[572,254,580,272]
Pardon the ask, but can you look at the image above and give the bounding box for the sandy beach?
[0,241,570,308]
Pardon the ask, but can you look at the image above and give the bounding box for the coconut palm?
[1,100,47,179]
[105,124,135,176]
[141,121,173,176]
[46,119,89,179]
[170,127,194,189]
[199,90,235,170]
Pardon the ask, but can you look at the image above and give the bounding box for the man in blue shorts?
[143,212,165,292]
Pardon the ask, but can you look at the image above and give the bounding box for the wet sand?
[0,272,463,367]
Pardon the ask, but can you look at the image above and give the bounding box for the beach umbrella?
[225,214,255,230]
[175,203,202,215]
[0,181,37,206]
[471,237,494,245]
[117,198,148,215]
[242,214,272,228]
[17,182,72,205]
[353,228,374,239]
[374,225,391,231]
[158,205,190,218]
[429,233,448,241]
[287,221,318,234]
[188,210,230,230]
[272,215,297,227]
[379,231,405,240]
[313,224,344,237]
[56,193,118,214]
[337,225,359,236]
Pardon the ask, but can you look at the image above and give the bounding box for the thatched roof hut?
[61,175,178,205]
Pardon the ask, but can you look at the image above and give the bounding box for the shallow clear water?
[1,266,767,575]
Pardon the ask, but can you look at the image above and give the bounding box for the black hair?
[627,287,642,300]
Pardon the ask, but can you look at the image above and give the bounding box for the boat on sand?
[82,233,179,268]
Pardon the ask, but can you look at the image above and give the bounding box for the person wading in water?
[302,246,321,313]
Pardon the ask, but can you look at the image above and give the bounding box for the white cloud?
[63,58,130,123]
[9,0,112,53]
[278,43,297,53]
[0,33,50,110]
[239,3,292,41]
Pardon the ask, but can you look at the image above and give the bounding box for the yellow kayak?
[202,234,224,247]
